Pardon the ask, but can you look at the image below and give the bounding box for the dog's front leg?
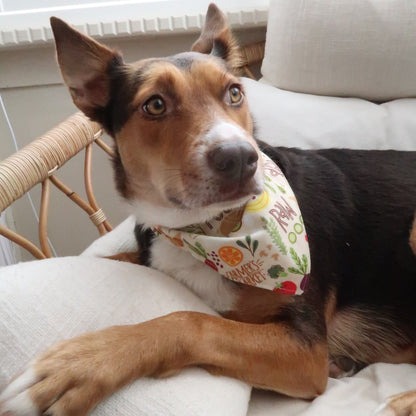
[194,313,329,398]
[0,312,328,416]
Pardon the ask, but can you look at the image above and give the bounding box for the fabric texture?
[156,153,310,294]
[0,257,251,416]
[242,77,416,151]
[1,216,415,416]
[262,0,416,101]
[249,363,416,416]
[89,219,416,416]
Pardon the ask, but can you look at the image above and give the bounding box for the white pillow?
[242,77,416,151]
[0,257,251,416]
[262,0,416,101]
[249,363,416,416]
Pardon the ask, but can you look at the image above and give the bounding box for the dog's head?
[51,4,264,227]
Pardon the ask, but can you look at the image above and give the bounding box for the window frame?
[0,0,268,49]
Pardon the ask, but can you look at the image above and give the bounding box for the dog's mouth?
[206,179,263,207]
[128,158,264,229]
[163,142,264,212]
[165,167,264,211]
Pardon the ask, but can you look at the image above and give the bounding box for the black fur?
[134,141,416,364]
[211,39,229,60]
[259,141,416,353]
[134,224,155,267]
[111,145,130,200]
[106,61,146,136]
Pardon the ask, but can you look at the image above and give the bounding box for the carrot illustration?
[183,239,218,271]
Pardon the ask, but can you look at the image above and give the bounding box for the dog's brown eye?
[229,85,243,105]
[143,96,166,116]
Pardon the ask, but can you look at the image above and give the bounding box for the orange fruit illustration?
[218,246,244,266]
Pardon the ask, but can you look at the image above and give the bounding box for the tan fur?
[327,306,415,365]
[226,287,338,328]
[324,291,337,326]
[410,214,416,256]
[106,252,139,264]
[377,390,416,416]
[387,341,416,364]
[27,312,327,414]
[225,285,293,323]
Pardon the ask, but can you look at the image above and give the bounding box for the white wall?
[0,20,266,261]
[0,210,18,265]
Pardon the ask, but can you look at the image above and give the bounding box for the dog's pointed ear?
[191,3,240,72]
[50,17,122,119]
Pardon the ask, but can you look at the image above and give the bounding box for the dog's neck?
[128,192,253,229]
[152,153,311,295]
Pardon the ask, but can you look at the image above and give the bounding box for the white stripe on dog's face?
[175,117,263,203]
[204,119,251,144]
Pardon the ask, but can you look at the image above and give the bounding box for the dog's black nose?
[208,141,258,182]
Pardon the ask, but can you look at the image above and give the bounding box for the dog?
[1,3,415,415]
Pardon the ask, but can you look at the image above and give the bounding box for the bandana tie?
[154,152,311,295]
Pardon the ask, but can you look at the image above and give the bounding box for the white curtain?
[0,210,16,266]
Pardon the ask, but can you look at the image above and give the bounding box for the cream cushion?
[242,77,416,151]
[262,0,416,101]
[0,255,251,416]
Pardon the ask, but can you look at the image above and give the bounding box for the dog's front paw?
[0,328,131,416]
[0,366,40,416]
[0,314,188,416]
[373,390,416,416]
[0,360,97,416]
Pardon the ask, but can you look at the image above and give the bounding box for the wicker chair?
[0,41,265,261]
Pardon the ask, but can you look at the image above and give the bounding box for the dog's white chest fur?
[151,237,237,312]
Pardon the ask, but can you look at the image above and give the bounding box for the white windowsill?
[0,0,268,49]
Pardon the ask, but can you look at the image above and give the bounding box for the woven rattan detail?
[0,112,112,259]
[89,209,107,227]
[0,112,101,213]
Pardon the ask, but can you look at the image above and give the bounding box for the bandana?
[154,152,311,295]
